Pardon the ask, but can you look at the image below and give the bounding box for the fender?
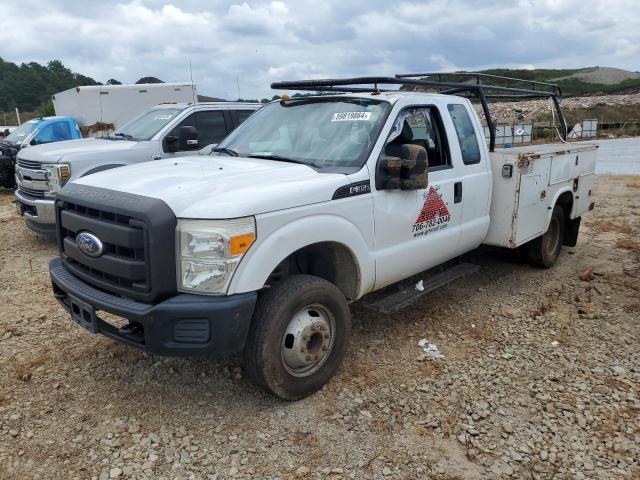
[228,214,375,299]
[80,164,126,177]
[544,186,574,231]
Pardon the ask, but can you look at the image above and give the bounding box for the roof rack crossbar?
[272,77,558,97]
[396,71,561,96]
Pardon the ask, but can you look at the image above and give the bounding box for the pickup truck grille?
[18,185,46,198]
[58,201,149,295]
[56,186,177,303]
[16,158,42,170]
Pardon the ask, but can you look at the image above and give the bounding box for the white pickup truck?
[15,102,260,234]
[47,75,596,400]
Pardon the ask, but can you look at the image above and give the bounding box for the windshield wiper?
[212,147,239,157]
[112,132,136,141]
[247,154,318,168]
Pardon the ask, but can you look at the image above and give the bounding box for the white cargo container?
[52,83,197,129]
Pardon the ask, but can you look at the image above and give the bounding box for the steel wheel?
[281,304,335,377]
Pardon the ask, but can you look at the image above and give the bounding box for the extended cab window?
[447,104,481,165]
[382,107,450,170]
[172,111,227,148]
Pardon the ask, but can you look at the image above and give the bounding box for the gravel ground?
[0,176,639,480]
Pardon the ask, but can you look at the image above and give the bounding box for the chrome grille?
[16,158,42,170]
[18,185,46,198]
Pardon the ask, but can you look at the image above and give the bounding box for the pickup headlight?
[177,218,256,295]
[44,163,71,193]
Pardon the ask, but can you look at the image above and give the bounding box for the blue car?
[0,116,81,188]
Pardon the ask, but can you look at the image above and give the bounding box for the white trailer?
[52,83,197,129]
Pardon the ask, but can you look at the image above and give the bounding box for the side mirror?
[164,126,199,153]
[377,144,429,190]
[178,126,198,151]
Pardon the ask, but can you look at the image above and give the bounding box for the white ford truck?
[47,75,596,400]
[15,102,260,234]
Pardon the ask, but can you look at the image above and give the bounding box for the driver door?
[372,106,462,290]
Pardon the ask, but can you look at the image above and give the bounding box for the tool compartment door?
[514,155,552,245]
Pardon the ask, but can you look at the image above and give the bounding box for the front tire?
[242,275,351,400]
[524,205,565,268]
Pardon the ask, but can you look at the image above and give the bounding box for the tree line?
[0,58,118,112]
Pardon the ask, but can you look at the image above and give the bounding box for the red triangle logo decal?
[415,186,450,224]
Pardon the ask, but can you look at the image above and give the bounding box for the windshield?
[113,108,183,141]
[4,122,37,145]
[215,98,390,172]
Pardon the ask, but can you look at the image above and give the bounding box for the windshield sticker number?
[154,114,174,120]
[331,112,372,122]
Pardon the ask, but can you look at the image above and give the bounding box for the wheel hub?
[281,305,335,377]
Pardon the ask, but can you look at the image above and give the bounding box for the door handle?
[151,154,162,160]
[454,182,462,203]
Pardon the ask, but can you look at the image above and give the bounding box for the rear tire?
[242,274,351,400]
[524,205,565,268]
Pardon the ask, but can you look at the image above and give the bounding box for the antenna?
[189,60,199,149]
[189,60,197,105]
[236,76,241,101]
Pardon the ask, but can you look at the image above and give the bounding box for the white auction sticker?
[331,111,372,122]
[154,114,174,120]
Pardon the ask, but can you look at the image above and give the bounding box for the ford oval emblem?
[77,231,104,258]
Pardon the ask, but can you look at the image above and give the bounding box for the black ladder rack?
[271,74,568,152]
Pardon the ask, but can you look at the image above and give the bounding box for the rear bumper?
[15,189,56,232]
[49,257,257,357]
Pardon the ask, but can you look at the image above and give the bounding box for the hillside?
[404,66,640,97]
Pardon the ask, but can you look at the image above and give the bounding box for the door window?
[447,104,481,165]
[171,111,227,149]
[382,107,450,170]
[236,110,255,124]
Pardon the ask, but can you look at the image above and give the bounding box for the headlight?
[177,218,256,294]
[44,163,71,193]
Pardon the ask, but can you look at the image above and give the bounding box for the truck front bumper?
[15,189,56,235]
[49,257,257,357]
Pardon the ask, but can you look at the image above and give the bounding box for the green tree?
[0,57,100,111]
[35,98,55,117]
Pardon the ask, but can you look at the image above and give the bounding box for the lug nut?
[305,355,312,362]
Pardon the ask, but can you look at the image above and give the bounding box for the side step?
[364,262,480,314]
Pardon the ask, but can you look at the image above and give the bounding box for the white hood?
[17,138,138,164]
[71,156,350,218]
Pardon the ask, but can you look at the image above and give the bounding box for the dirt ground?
[0,176,638,480]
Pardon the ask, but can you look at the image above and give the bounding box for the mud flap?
[563,217,581,247]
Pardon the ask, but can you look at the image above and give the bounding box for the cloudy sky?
[0,0,638,99]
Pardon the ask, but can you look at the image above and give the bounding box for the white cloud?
[0,0,638,100]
